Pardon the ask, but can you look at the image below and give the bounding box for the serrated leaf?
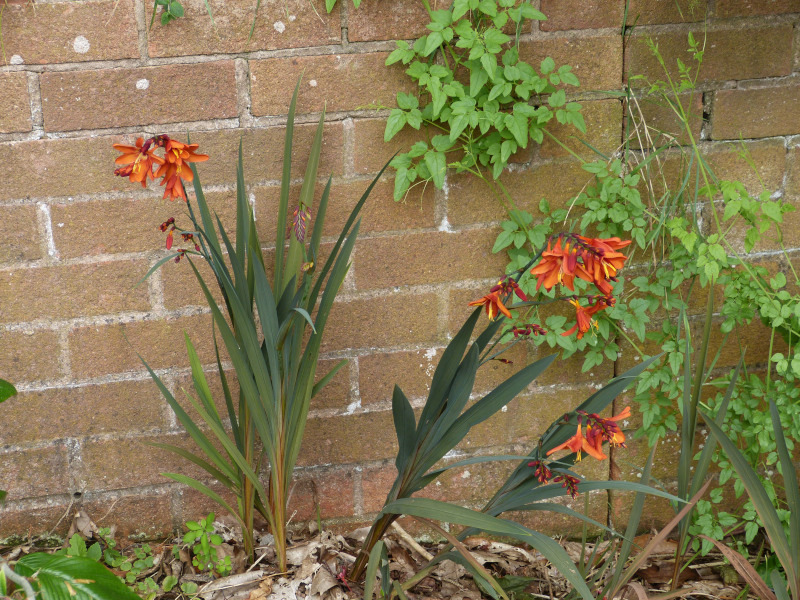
[384,109,407,142]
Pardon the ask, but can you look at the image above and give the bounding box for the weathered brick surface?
[0,446,70,499]
[51,191,237,259]
[0,0,138,65]
[298,410,397,465]
[160,253,230,310]
[147,0,341,57]
[68,314,217,379]
[518,34,623,91]
[540,99,623,159]
[84,492,174,538]
[629,92,703,149]
[353,228,505,290]
[41,62,238,132]
[626,0,705,24]
[322,292,442,352]
[0,72,31,133]
[0,205,41,263]
[540,0,622,31]
[78,433,206,492]
[311,358,353,411]
[288,468,356,521]
[0,503,72,539]
[352,118,432,176]
[713,85,800,139]
[251,53,414,115]
[715,0,800,17]
[0,329,63,384]
[358,348,442,405]
[253,177,436,242]
[347,0,432,42]
[0,136,128,201]
[627,26,793,85]
[445,160,589,227]
[3,381,167,446]
[0,260,151,324]
[187,124,345,184]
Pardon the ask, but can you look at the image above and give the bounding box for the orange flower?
[468,291,512,320]
[578,236,631,295]
[561,298,597,339]
[153,138,209,201]
[585,406,631,450]
[546,422,606,462]
[530,237,590,292]
[113,137,164,187]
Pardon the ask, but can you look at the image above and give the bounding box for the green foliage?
[149,0,187,27]
[382,0,582,201]
[0,378,15,507]
[13,553,140,600]
[182,513,230,576]
[141,81,385,572]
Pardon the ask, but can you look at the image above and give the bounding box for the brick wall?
[1,0,798,540]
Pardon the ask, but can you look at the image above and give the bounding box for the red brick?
[0,445,70,499]
[445,160,588,227]
[715,0,800,17]
[160,253,230,311]
[628,92,703,149]
[352,117,433,176]
[361,464,397,513]
[0,329,63,383]
[2,381,168,446]
[540,98,623,159]
[353,228,505,290]
[186,123,346,184]
[79,433,208,491]
[0,205,41,263]
[147,0,341,57]
[67,313,218,379]
[348,0,431,42]
[0,502,72,538]
[518,34,622,92]
[713,85,800,139]
[0,136,129,201]
[298,410,397,465]
[540,0,622,31]
[0,72,31,133]
[51,190,237,259]
[416,460,516,507]
[0,0,138,65]
[322,291,443,352]
[288,468,356,521]
[251,53,414,115]
[312,358,353,411]
[359,348,442,405]
[41,62,237,132]
[0,260,151,324]
[84,492,174,539]
[725,196,800,254]
[254,178,436,241]
[627,26,793,86]
[626,0,705,24]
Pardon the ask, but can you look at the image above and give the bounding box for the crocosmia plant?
[112,83,385,573]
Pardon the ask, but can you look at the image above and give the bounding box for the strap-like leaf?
[15,554,141,600]
[392,385,417,472]
[382,498,594,600]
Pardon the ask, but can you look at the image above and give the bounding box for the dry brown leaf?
[309,565,338,597]
[67,509,98,540]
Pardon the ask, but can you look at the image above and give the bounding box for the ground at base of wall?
[0,509,757,600]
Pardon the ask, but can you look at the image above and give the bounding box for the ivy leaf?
[424,150,447,189]
[384,109,407,142]
[481,52,497,80]
[540,56,555,75]
[548,89,566,107]
[505,112,528,147]
[469,66,489,97]
[452,0,470,20]
[396,92,419,110]
[424,30,444,56]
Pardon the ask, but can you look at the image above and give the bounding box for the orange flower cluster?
[530,234,631,295]
[545,406,631,462]
[468,277,527,321]
[113,135,209,202]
